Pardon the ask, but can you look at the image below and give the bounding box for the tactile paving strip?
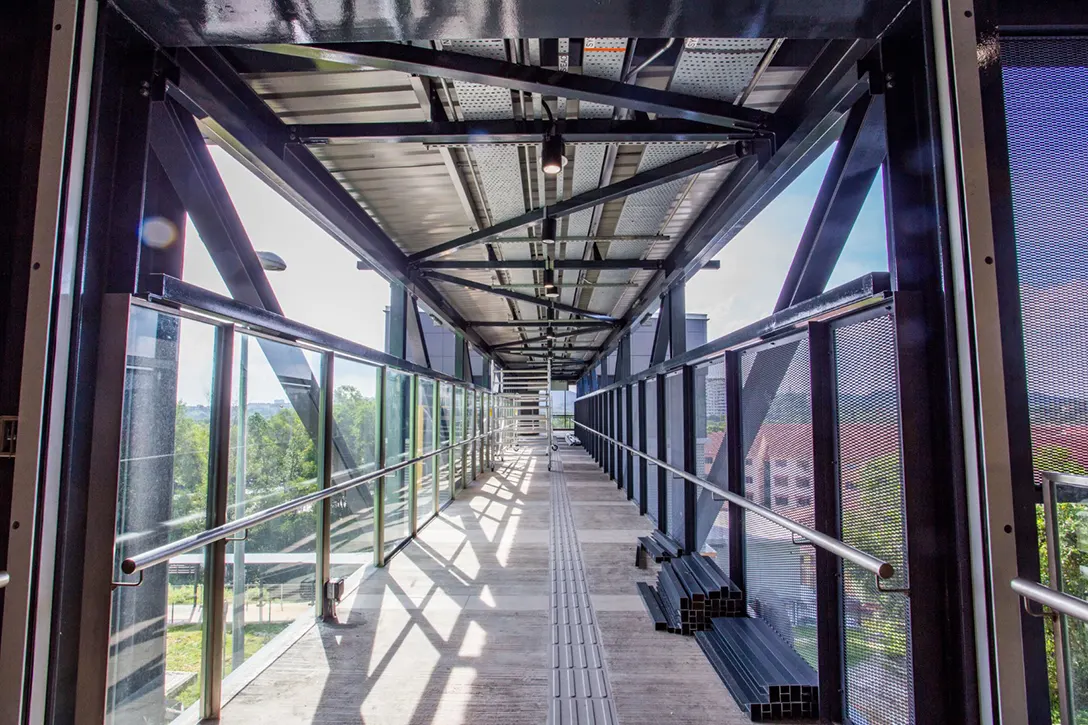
[548,451,618,725]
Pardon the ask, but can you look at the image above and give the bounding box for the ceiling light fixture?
[540,217,557,245]
[542,267,560,298]
[540,100,566,175]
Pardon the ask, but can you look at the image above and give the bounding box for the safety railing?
[573,422,895,582]
[100,284,501,725]
[1011,470,1088,724]
[121,427,504,578]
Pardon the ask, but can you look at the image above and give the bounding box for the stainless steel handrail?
[120,426,506,576]
[0,571,9,589]
[1042,470,1088,489]
[1011,577,1088,623]
[574,422,895,580]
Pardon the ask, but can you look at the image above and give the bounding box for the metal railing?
[1010,470,1088,724]
[121,427,505,577]
[573,421,895,581]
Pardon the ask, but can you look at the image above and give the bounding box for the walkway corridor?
[217,444,746,724]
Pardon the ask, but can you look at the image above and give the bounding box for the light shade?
[542,268,560,298]
[541,134,566,175]
[541,217,557,245]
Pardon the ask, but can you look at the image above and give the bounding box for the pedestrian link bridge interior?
[2,0,1088,724]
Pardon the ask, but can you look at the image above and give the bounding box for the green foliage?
[1034,446,1088,720]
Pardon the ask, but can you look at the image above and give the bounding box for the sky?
[168,142,887,404]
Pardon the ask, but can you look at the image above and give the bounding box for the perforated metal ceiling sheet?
[669,38,775,103]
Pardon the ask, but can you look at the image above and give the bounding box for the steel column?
[200,324,234,719]
[315,352,335,620]
[807,321,843,723]
[374,366,387,566]
[656,373,668,534]
[682,366,698,554]
[639,380,648,515]
[625,384,635,501]
[725,350,746,592]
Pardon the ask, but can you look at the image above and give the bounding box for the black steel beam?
[467,319,616,328]
[291,118,751,145]
[419,259,665,271]
[165,47,492,353]
[650,293,672,366]
[259,43,771,131]
[421,270,617,322]
[775,92,887,310]
[408,142,751,262]
[581,40,871,372]
[491,327,611,350]
[499,346,599,353]
[149,98,279,311]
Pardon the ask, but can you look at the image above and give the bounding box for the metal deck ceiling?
[236,37,809,372]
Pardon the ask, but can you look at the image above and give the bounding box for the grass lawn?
[167,622,290,710]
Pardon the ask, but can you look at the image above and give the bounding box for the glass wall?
[417,378,436,527]
[439,382,453,502]
[384,369,413,553]
[327,357,379,581]
[224,334,322,686]
[108,308,218,723]
[645,378,659,526]
[453,386,465,491]
[697,358,729,561]
[666,372,685,538]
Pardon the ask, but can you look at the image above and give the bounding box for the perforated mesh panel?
[1001,38,1088,718]
[741,338,817,671]
[646,378,659,525]
[1002,39,1088,480]
[698,358,728,560]
[834,314,913,724]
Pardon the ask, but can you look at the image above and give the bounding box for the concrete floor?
[216,444,747,725]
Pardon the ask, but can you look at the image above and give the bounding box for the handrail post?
[1042,476,1074,722]
[808,320,843,723]
[315,352,335,620]
[201,323,234,719]
[375,366,387,567]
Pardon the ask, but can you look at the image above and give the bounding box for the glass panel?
[183,146,389,351]
[108,307,217,723]
[697,357,729,561]
[454,387,465,490]
[685,143,840,340]
[383,370,413,553]
[225,333,322,683]
[417,378,436,527]
[1052,483,1088,721]
[439,382,453,502]
[825,169,889,290]
[328,357,379,581]
[223,513,316,695]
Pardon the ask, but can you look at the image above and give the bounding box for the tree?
[1033,445,1088,721]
